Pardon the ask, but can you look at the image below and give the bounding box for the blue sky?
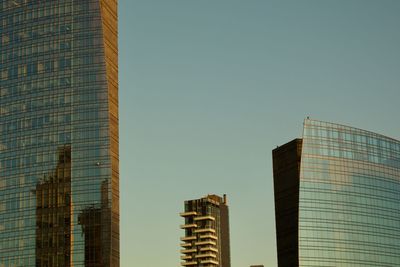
[119,1,400,266]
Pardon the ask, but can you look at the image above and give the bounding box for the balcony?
[181,261,197,266]
[200,259,219,265]
[180,242,193,248]
[194,215,215,221]
[194,228,215,234]
[200,246,218,253]
[180,223,197,229]
[181,236,197,241]
[195,253,217,258]
[180,248,197,254]
[199,234,217,240]
[194,240,216,246]
[180,211,197,217]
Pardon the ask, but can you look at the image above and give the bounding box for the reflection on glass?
[299,119,400,266]
[36,146,71,267]
[78,180,110,267]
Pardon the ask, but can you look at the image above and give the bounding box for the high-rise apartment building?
[273,119,400,266]
[180,194,231,267]
[0,1,119,266]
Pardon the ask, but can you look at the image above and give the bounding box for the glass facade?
[299,119,400,266]
[0,0,118,266]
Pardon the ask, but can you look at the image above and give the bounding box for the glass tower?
[0,1,119,266]
[273,119,400,267]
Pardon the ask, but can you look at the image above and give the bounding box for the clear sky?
[119,1,400,266]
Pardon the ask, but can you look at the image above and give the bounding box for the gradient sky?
[119,1,400,266]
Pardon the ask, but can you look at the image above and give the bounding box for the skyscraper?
[273,119,400,266]
[180,194,231,267]
[0,1,119,266]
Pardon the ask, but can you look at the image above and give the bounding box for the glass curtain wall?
[299,119,400,266]
[0,1,118,266]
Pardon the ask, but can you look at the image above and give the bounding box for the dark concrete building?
[273,119,400,266]
[272,139,302,267]
[180,194,231,267]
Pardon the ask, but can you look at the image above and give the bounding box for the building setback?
[0,1,119,266]
[273,119,400,266]
[180,194,231,267]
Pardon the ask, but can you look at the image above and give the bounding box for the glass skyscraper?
[273,119,400,267]
[0,1,119,266]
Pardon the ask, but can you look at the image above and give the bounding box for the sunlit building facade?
[180,194,231,267]
[0,0,119,266]
[273,119,400,266]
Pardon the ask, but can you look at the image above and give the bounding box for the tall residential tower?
[0,1,119,266]
[273,119,400,266]
[180,194,231,267]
